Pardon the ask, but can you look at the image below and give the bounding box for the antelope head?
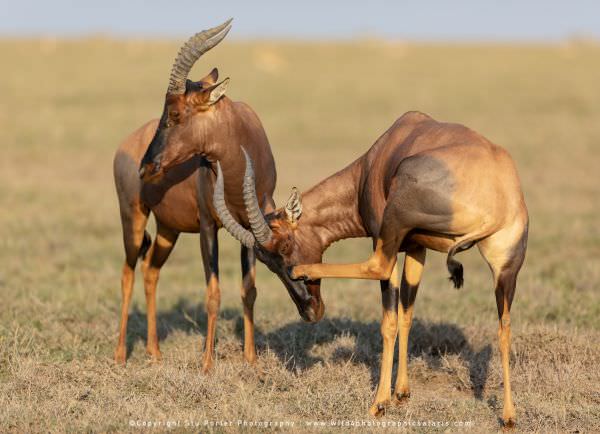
[214,150,325,323]
[140,19,233,182]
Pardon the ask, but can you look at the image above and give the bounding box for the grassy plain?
[0,37,599,432]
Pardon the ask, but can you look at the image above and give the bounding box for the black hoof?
[502,418,516,430]
[369,403,386,418]
[394,391,411,404]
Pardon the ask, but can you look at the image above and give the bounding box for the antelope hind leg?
[393,246,425,404]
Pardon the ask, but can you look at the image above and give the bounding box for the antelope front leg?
[202,274,221,372]
[292,236,406,281]
[199,224,220,373]
[394,246,425,403]
[291,256,395,281]
[369,263,399,417]
[240,245,257,364]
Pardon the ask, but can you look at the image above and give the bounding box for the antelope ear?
[284,187,302,223]
[199,67,219,86]
[207,77,230,105]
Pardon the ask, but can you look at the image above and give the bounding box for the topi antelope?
[113,19,292,373]
[216,111,528,427]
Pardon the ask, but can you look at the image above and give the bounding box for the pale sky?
[1,0,599,41]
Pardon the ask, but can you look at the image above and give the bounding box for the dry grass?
[1,37,599,432]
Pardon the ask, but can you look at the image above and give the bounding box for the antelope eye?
[278,238,294,256]
[166,111,179,127]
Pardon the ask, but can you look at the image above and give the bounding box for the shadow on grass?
[124,298,239,359]
[247,316,492,400]
[124,298,491,401]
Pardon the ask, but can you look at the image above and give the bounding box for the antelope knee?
[400,315,413,328]
[143,268,160,291]
[364,259,392,280]
[206,293,221,316]
[381,316,398,339]
[241,285,257,307]
[497,326,511,346]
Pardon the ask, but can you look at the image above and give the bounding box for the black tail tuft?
[447,258,464,289]
[139,231,152,259]
[445,237,477,289]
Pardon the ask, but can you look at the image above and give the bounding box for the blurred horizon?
[1,0,599,42]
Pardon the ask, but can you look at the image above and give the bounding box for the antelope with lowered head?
[113,20,305,373]
[216,111,528,427]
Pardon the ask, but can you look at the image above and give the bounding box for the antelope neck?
[295,160,368,253]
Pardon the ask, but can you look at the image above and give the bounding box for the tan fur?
[394,245,425,403]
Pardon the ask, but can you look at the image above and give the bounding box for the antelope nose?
[300,307,317,323]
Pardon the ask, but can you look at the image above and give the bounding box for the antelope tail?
[446,237,479,289]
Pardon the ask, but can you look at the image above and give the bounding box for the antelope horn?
[242,148,273,245]
[213,162,255,248]
[167,18,233,95]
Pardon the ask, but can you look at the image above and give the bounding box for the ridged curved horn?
[242,148,273,245]
[167,19,233,95]
[213,162,255,248]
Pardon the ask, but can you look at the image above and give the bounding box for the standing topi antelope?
[214,111,528,427]
[113,19,309,372]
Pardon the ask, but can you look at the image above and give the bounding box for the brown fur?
[113,74,276,373]
[260,111,528,425]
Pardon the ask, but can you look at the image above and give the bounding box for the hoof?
[502,418,516,430]
[201,360,214,374]
[393,390,411,405]
[244,352,257,365]
[114,347,127,365]
[146,347,162,362]
[368,402,387,418]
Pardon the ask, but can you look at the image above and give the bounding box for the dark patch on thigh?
[386,154,456,230]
